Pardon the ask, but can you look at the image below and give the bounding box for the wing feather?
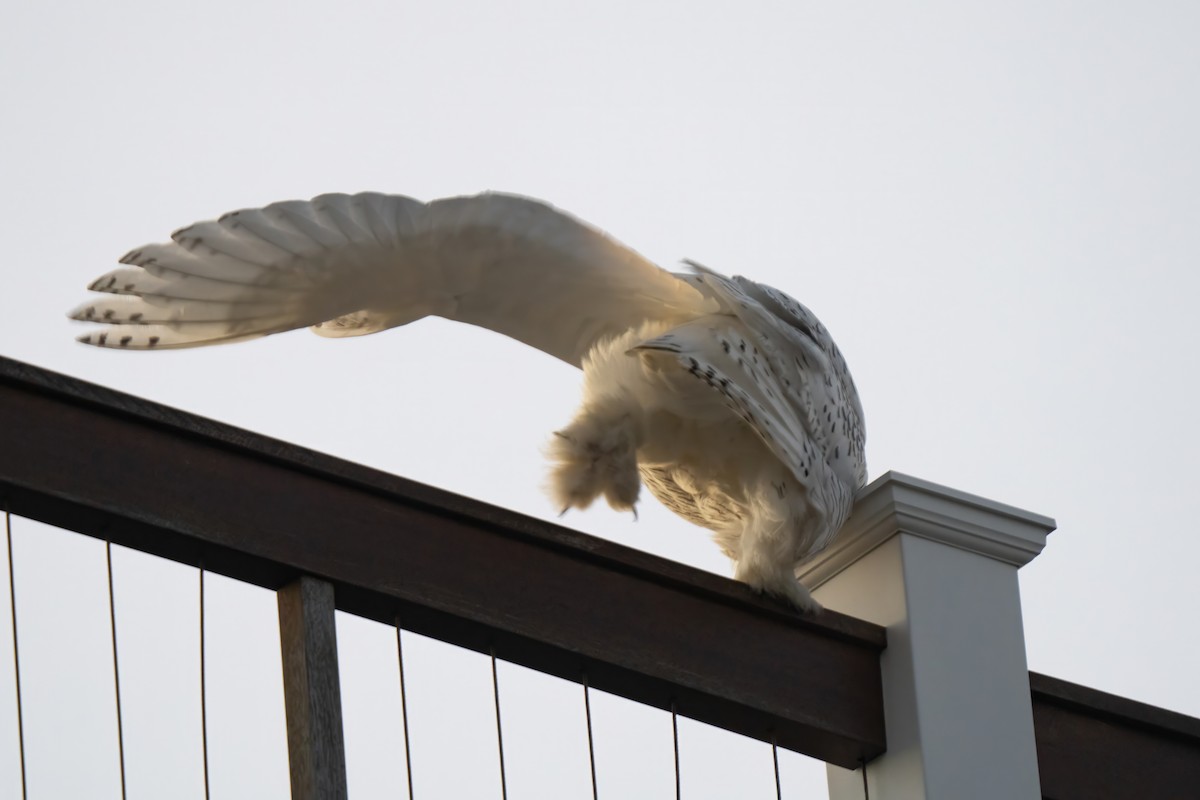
[687,265,866,490]
[72,192,715,361]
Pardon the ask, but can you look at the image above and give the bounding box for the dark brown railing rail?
[0,355,886,769]
[1031,672,1200,799]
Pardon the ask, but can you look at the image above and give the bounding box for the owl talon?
[546,402,643,514]
[735,563,822,614]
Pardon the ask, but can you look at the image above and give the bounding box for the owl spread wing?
[70,191,865,563]
[69,192,714,366]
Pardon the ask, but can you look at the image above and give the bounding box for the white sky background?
[1,1,1199,797]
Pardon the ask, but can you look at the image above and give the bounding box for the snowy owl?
[70,192,866,612]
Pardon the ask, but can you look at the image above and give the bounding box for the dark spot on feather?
[119,336,132,347]
[130,313,143,322]
[98,333,108,345]
[148,336,160,347]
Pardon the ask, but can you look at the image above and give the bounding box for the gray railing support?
[278,576,348,800]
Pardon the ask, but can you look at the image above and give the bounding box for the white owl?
[70,192,866,612]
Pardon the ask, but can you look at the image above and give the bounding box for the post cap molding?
[799,471,1057,589]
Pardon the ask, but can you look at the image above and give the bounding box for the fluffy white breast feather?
[70,192,866,612]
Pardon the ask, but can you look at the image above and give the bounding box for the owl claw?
[631,506,638,522]
[559,506,570,518]
[546,406,642,515]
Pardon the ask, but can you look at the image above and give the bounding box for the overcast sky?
[2,1,1198,798]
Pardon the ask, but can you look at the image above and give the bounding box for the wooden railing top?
[0,355,886,767]
[1031,672,1200,799]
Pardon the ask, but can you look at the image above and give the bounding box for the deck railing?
[1,355,1197,798]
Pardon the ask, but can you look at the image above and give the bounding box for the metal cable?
[199,568,211,800]
[394,620,415,800]
[771,735,782,800]
[105,541,128,800]
[489,646,508,800]
[582,672,598,800]
[671,701,681,800]
[4,508,27,800]
[861,757,870,800]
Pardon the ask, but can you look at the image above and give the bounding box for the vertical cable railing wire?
[771,735,782,800]
[199,568,211,800]
[489,646,508,800]
[4,509,27,800]
[105,541,128,800]
[671,701,681,800]
[582,672,599,800]
[394,620,415,800]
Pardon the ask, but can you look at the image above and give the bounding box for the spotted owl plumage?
[70,192,866,611]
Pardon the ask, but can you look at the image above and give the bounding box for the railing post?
[278,576,348,800]
[799,472,1055,800]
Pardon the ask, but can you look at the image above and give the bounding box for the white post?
[799,472,1055,800]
